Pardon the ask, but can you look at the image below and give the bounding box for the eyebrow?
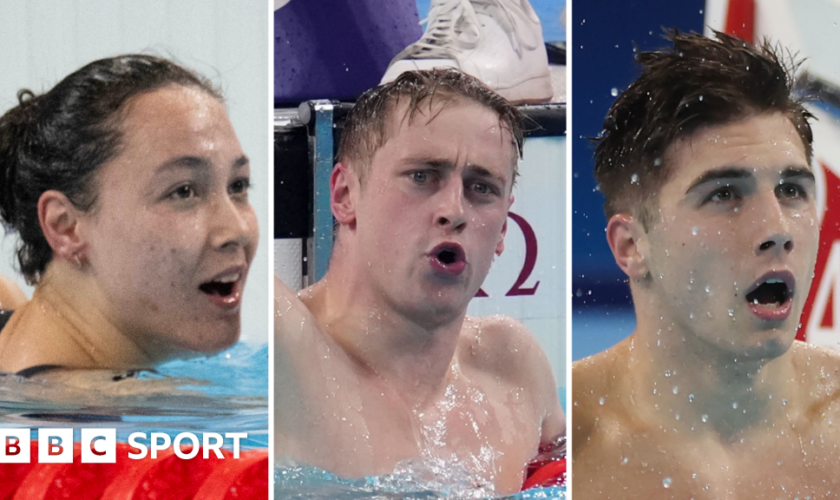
[779,166,815,182]
[155,154,249,173]
[466,164,508,185]
[412,157,509,185]
[685,165,813,194]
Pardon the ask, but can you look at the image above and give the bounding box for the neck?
[626,297,799,440]
[0,262,154,371]
[306,261,467,402]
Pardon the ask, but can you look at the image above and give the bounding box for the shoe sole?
[495,72,554,105]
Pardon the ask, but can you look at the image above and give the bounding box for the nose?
[435,178,467,232]
[210,194,253,253]
[754,195,794,256]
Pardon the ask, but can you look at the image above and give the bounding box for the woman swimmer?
[0,55,259,375]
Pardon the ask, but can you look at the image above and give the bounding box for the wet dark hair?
[0,54,222,284]
[337,68,525,183]
[594,30,814,228]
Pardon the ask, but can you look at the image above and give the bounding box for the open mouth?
[437,249,459,265]
[746,279,791,307]
[429,243,467,275]
[199,271,241,300]
[744,271,795,320]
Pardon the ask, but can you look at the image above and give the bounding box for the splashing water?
[274,458,567,499]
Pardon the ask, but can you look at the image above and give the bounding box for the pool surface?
[275,464,566,499]
[0,342,268,448]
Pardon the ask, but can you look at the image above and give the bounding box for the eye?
[230,177,251,195]
[776,182,807,200]
[169,184,196,200]
[705,186,738,203]
[470,182,495,195]
[410,171,430,184]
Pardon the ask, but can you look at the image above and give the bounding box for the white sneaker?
[380,0,553,104]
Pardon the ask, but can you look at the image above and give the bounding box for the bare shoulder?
[572,339,631,450]
[0,274,26,310]
[274,277,316,335]
[573,340,626,397]
[791,341,840,420]
[273,277,330,359]
[791,339,840,370]
[459,315,565,438]
[459,315,550,384]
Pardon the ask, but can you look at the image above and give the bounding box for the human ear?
[495,217,508,256]
[606,213,649,279]
[331,162,358,228]
[495,195,515,256]
[38,190,87,265]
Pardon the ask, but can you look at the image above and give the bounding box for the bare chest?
[575,417,840,499]
[277,351,542,493]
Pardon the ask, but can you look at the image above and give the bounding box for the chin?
[205,322,242,352]
[734,331,795,361]
[177,318,241,355]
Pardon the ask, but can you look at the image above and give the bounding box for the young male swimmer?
[0,55,258,375]
[573,31,840,498]
[275,69,565,494]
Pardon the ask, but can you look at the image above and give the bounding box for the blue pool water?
[0,342,268,449]
[573,308,635,360]
[274,465,566,499]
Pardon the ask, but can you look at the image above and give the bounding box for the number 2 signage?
[476,211,541,298]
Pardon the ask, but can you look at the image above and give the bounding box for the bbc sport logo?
[0,429,248,463]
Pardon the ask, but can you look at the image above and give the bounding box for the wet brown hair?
[594,30,814,229]
[337,68,525,184]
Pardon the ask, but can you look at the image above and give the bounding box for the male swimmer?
[573,31,840,498]
[274,69,564,494]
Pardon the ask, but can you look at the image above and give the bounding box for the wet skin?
[0,85,259,372]
[275,100,564,494]
[573,113,840,498]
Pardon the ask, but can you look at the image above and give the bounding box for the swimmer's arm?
[0,274,26,310]
[534,344,565,445]
[541,393,566,442]
[487,317,566,442]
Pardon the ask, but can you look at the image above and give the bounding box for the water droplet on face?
[610,87,619,97]
[689,312,695,320]
[698,95,704,101]
[728,309,735,317]
[701,414,709,423]
[672,386,680,395]
[691,226,699,236]
[598,397,605,405]
[704,285,711,293]
[663,477,672,488]
[732,401,739,409]
[782,399,788,406]
[630,173,639,184]
[688,393,695,402]
[621,456,629,464]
